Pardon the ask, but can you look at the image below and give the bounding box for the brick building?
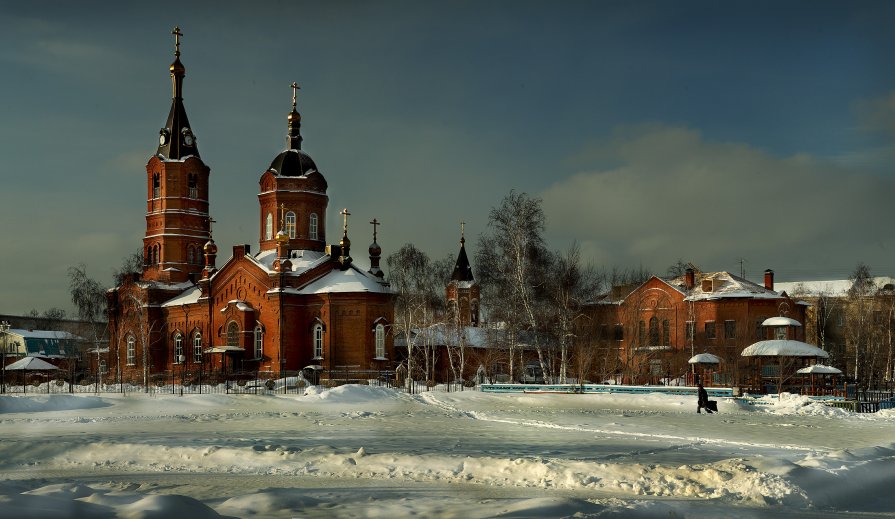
[587,266,806,386]
[106,30,394,385]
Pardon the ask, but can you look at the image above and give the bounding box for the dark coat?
[697,386,709,406]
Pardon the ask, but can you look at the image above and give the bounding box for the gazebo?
[796,364,843,396]
[741,338,830,394]
[687,353,721,386]
[4,356,60,393]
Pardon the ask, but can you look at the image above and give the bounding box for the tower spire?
[287,81,303,150]
[368,218,383,278]
[451,221,474,282]
[338,208,352,269]
[157,26,198,159]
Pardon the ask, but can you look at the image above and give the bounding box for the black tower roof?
[156,27,200,160]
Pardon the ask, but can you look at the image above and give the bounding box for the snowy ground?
[1,387,894,518]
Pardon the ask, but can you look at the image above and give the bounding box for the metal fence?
[0,369,478,396]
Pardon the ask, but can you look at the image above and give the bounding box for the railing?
[0,369,478,396]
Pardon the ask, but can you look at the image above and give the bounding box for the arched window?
[254,325,263,359]
[152,173,160,198]
[187,246,195,265]
[649,317,659,346]
[227,322,239,347]
[638,320,646,345]
[265,213,273,241]
[193,332,203,363]
[285,211,296,239]
[375,324,385,358]
[662,319,670,345]
[126,336,136,365]
[188,174,198,198]
[153,244,160,266]
[173,333,183,363]
[309,213,318,240]
[313,324,323,359]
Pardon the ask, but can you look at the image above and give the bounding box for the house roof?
[775,277,895,298]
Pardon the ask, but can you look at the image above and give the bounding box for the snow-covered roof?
[220,301,254,313]
[5,356,60,370]
[669,271,783,301]
[285,264,390,295]
[161,285,202,307]
[740,340,830,358]
[395,323,493,349]
[761,316,802,327]
[252,248,329,275]
[688,353,721,364]
[775,277,895,298]
[7,329,81,340]
[796,364,842,374]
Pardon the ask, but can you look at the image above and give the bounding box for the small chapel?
[106,28,394,384]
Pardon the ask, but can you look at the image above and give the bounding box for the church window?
[193,332,203,363]
[662,319,670,345]
[375,324,385,358]
[188,174,198,198]
[648,317,659,345]
[286,211,296,239]
[265,213,273,241]
[126,336,136,365]
[724,320,737,340]
[254,325,263,359]
[309,213,318,240]
[313,324,323,359]
[153,173,160,198]
[227,322,240,347]
[638,320,646,345]
[187,246,195,265]
[173,333,183,363]
[705,321,716,340]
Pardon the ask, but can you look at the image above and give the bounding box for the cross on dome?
[291,81,301,111]
[341,208,351,236]
[370,218,380,242]
[173,26,182,57]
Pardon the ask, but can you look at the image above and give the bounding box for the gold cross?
[460,221,465,240]
[341,208,351,235]
[291,81,301,110]
[173,27,183,57]
[370,218,379,242]
[279,203,286,232]
[207,217,216,237]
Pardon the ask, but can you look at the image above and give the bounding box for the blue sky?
[2,1,894,315]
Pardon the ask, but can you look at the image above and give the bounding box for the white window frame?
[254,326,263,359]
[309,213,318,240]
[313,324,323,359]
[173,333,183,363]
[374,323,385,359]
[126,336,136,365]
[193,332,202,363]
[285,211,296,239]
[265,213,273,241]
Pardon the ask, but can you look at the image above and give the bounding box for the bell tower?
[446,223,480,327]
[143,27,211,284]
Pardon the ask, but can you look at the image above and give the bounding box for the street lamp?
[178,354,185,396]
[0,321,10,394]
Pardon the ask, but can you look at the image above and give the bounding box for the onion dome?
[267,149,320,177]
[203,239,217,255]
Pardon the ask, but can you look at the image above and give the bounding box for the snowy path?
[0,387,893,518]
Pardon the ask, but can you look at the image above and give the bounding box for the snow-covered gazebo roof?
[761,316,802,327]
[741,340,829,358]
[4,357,60,371]
[688,353,721,364]
[796,364,842,374]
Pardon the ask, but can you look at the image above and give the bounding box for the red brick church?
[106,29,394,384]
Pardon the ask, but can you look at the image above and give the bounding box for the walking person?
[697,383,713,414]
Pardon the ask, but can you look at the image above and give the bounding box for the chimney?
[764,269,774,291]
[685,268,695,290]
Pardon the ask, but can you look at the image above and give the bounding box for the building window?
[836,313,844,327]
[174,333,183,363]
[613,324,624,341]
[187,246,195,265]
[724,320,737,340]
[648,317,659,345]
[686,321,695,342]
[313,324,323,359]
[705,321,716,340]
[254,325,263,359]
[662,319,670,345]
[227,322,239,347]
[755,318,766,340]
[266,213,273,241]
[193,332,202,363]
[126,336,136,365]
[285,211,296,239]
[375,324,385,358]
[638,320,646,345]
[309,213,318,240]
[153,173,160,198]
[99,360,107,374]
[188,174,198,198]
